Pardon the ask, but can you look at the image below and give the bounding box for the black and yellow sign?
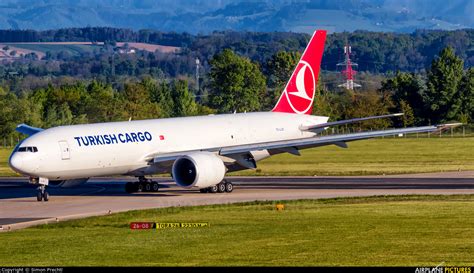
[155,222,209,229]
[130,222,209,229]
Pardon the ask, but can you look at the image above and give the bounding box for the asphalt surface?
[1,172,474,231]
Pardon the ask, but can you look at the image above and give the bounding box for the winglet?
[435,123,463,133]
[16,124,43,136]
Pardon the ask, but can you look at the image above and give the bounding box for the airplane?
[8,29,460,202]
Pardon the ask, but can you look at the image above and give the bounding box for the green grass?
[10,43,99,56]
[236,137,474,176]
[0,148,16,177]
[2,138,474,177]
[1,195,473,266]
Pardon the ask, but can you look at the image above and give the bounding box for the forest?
[0,27,473,143]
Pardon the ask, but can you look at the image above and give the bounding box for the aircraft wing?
[16,124,44,136]
[299,113,403,131]
[150,123,461,166]
[218,124,458,156]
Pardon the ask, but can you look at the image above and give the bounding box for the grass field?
[0,148,15,177]
[237,137,474,176]
[1,138,474,177]
[8,43,99,56]
[0,195,473,266]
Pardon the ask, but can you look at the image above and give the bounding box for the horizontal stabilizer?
[16,124,43,136]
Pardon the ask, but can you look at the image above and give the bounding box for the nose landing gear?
[36,185,49,202]
[30,177,49,202]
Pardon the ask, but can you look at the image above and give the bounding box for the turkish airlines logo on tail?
[272,30,326,115]
[285,60,315,114]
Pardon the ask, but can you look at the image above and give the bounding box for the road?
[1,172,474,231]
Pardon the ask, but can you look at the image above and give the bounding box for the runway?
[1,172,474,231]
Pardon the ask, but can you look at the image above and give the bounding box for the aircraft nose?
[9,153,23,173]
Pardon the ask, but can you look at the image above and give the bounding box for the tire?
[37,191,43,201]
[43,191,49,202]
[199,188,208,193]
[125,182,134,193]
[145,182,151,192]
[209,185,218,193]
[225,182,234,193]
[137,183,144,192]
[217,182,226,193]
[151,182,159,192]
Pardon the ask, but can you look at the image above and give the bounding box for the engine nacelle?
[172,152,226,189]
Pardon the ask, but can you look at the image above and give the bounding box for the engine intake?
[172,152,226,189]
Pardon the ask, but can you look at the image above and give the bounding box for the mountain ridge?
[0,0,472,33]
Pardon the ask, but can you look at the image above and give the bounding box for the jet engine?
[172,152,226,189]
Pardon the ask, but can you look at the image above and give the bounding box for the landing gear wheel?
[125,177,160,193]
[209,185,218,193]
[225,182,234,193]
[37,191,43,201]
[151,182,159,192]
[42,191,49,202]
[199,188,208,193]
[217,182,226,193]
[36,184,48,201]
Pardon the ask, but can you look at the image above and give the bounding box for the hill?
[0,0,472,33]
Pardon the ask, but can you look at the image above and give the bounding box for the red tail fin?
[272,30,326,115]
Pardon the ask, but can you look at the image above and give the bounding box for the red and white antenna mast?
[337,44,361,90]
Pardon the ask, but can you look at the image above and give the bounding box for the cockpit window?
[17,146,38,153]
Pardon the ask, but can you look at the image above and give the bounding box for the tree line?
[0,27,472,78]
[0,45,472,141]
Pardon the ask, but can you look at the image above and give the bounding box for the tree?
[347,90,394,129]
[458,68,474,123]
[84,81,119,122]
[209,49,266,113]
[424,47,464,123]
[150,81,174,118]
[0,87,19,138]
[399,100,415,127]
[266,51,301,87]
[171,79,197,117]
[380,71,424,124]
[121,82,161,120]
[265,51,301,109]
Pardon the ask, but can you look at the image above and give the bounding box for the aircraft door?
[58,140,70,160]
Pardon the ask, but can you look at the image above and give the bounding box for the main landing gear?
[199,180,234,193]
[36,184,49,202]
[125,176,159,193]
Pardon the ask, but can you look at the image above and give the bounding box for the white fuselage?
[9,112,328,180]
